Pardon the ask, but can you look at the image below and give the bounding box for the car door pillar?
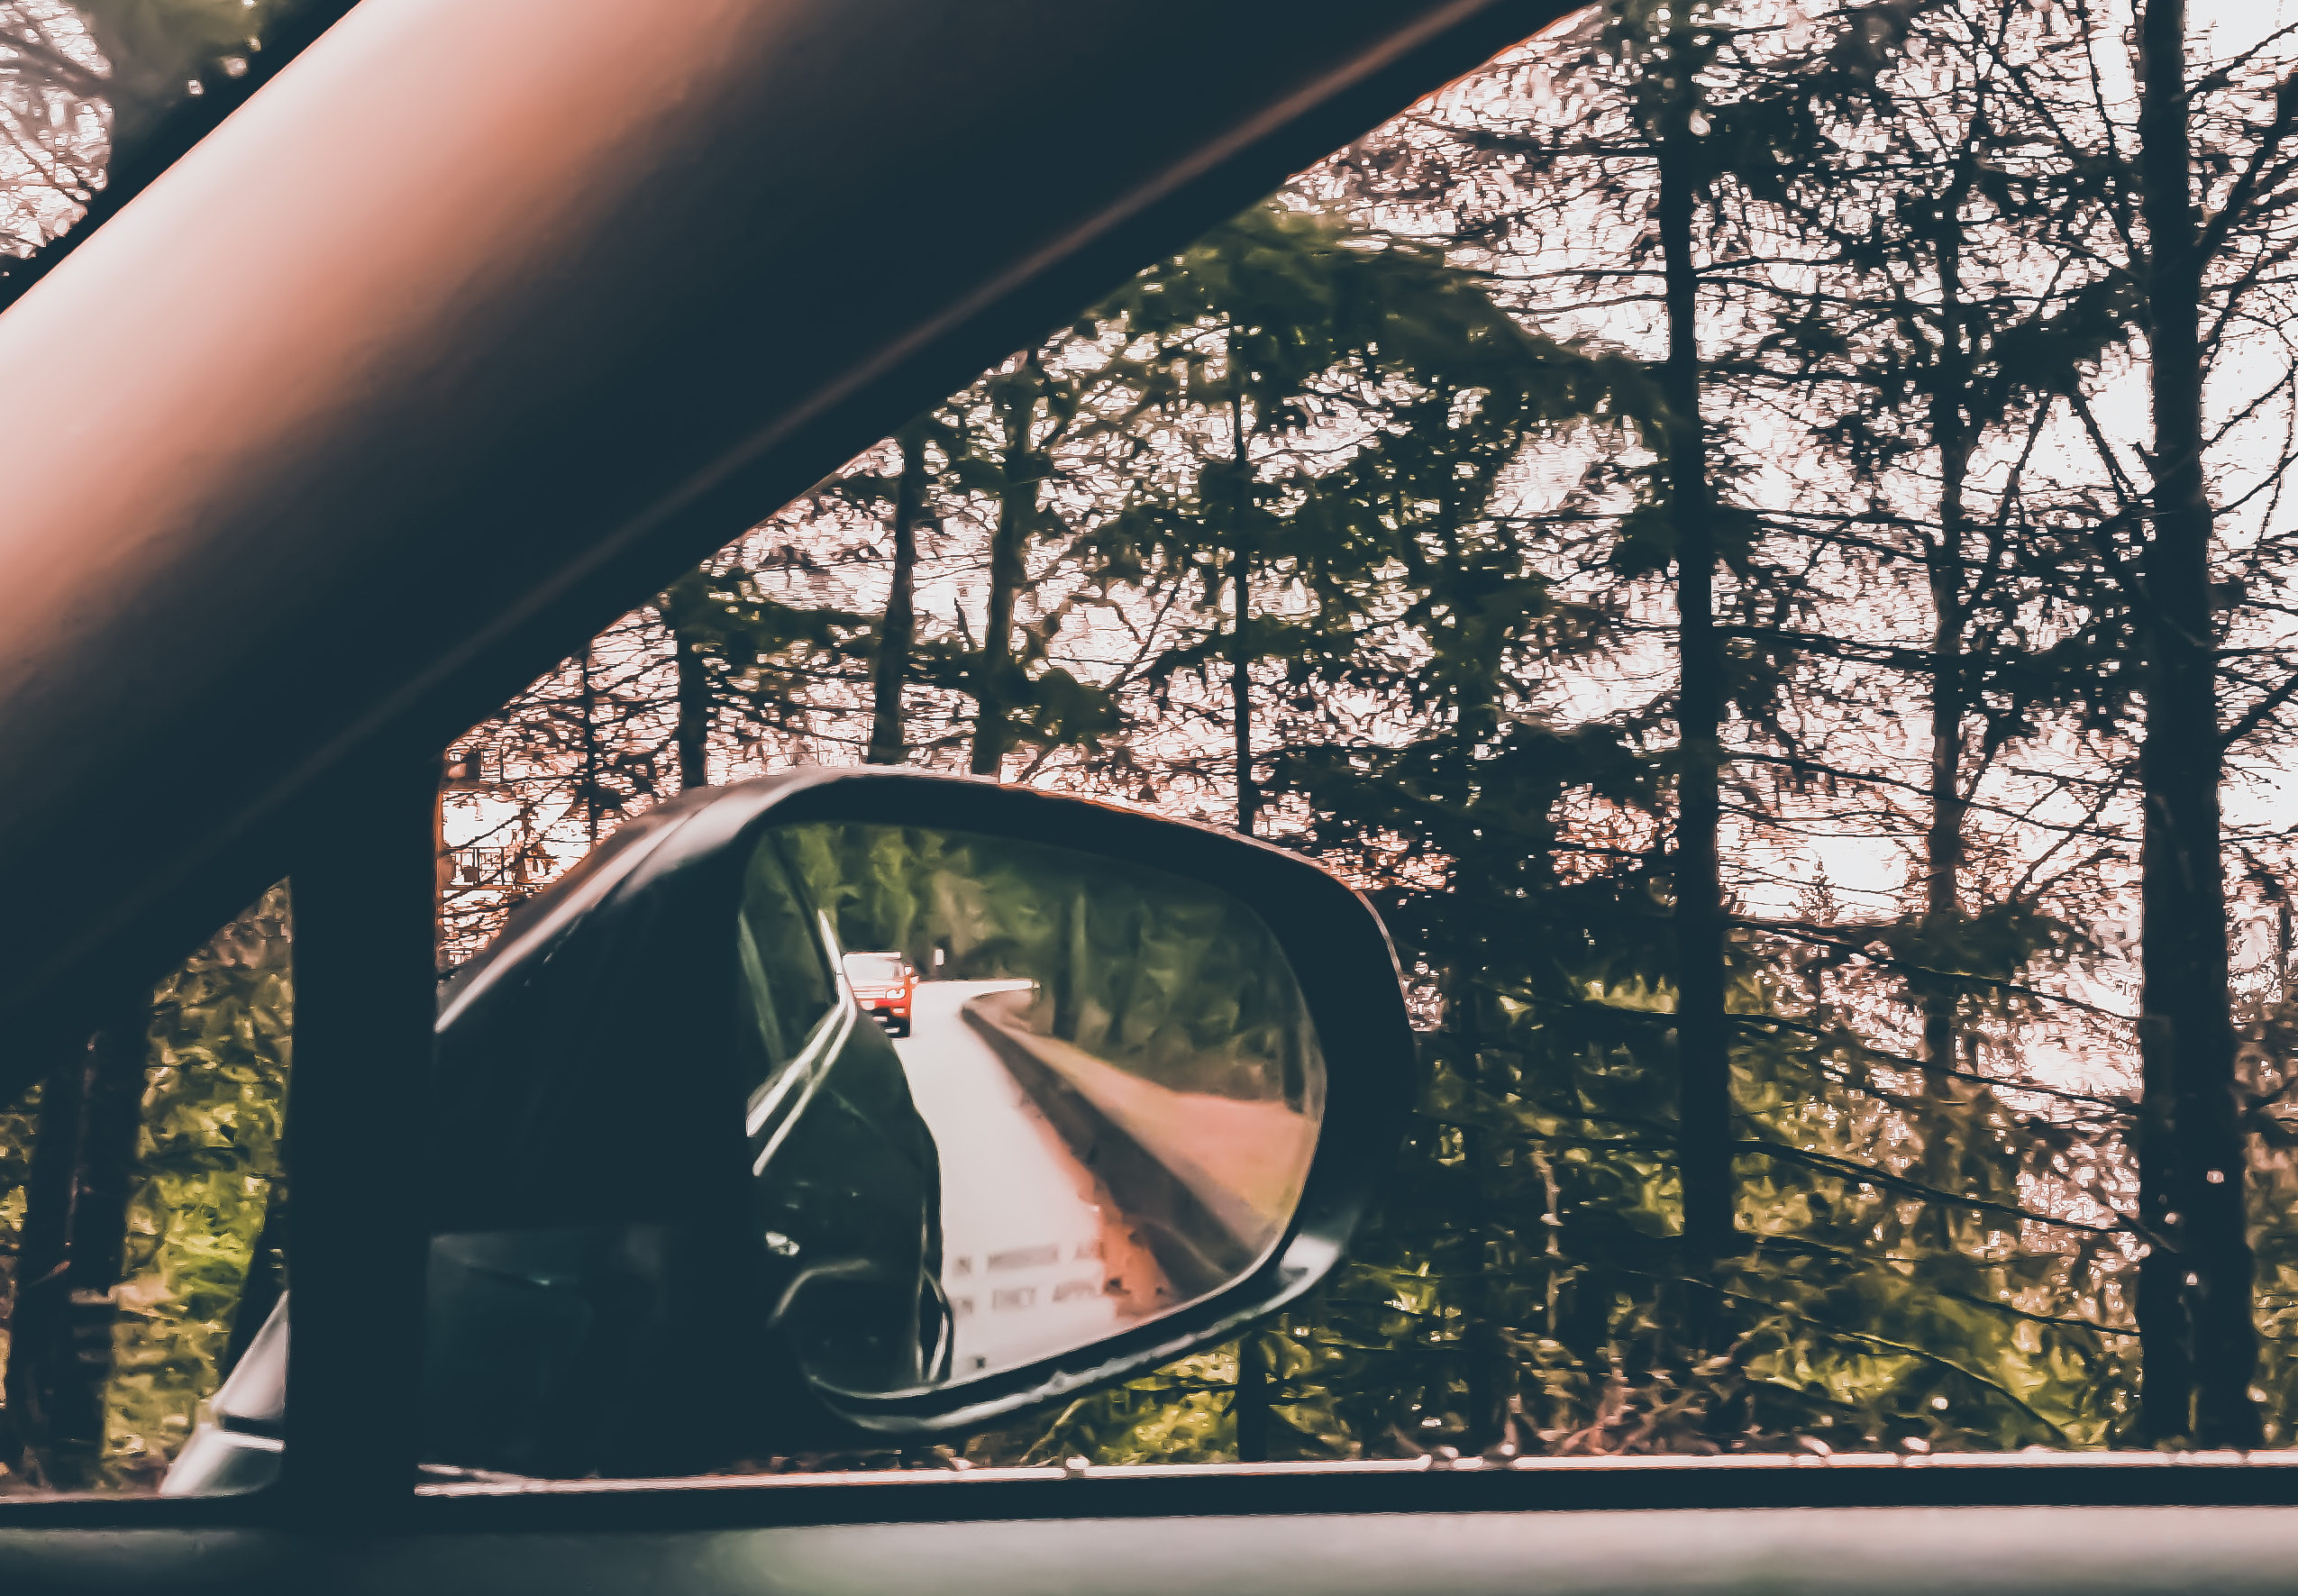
[278,758,438,1516]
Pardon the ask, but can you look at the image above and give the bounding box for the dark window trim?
[5,1452,2298,1531]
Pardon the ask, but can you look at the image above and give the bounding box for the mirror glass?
[743,822,1326,1395]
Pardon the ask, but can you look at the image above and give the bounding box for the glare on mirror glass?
[742,823,1326,1394]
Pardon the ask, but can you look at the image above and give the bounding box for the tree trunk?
[1921,192,1973,1084]
[1233,1331,1272,1463]
[49,1006,146,1488]
[1051,884,1090,1042]
[867,424,929,767]
[1453,973,1511,1455]
[672,632,712,795]
[671,631,711,790]
[578,648,603,844]
[1,1038,85,1486]
[971,383,1035,777]
[1,996,150,1489]
[1230,541,1256,837]
[2134,0,2258,1450]
[1656,85,1734,1275]
[652,574,716,790]
[1221,333,1270,1436]
[1227,341,1258,836]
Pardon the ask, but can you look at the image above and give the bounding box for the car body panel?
[4,1503,2298,1596]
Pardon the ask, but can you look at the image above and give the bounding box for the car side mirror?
[169,771,1414,1490]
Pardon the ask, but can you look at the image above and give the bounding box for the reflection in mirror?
[751,823,1325,1394]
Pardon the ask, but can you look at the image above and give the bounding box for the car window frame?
[11,0,2294,1540]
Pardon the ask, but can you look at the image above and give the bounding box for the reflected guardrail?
[959,990,1316,1298]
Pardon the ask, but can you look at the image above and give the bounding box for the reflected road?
[891,980,1175,1377]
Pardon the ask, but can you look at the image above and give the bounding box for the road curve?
[891,980,1175,1378]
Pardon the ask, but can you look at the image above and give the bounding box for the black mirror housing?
[186,770,1417,1485]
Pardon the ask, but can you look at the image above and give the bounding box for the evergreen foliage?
[0,888,288,1491]
[13,0,2298,1487]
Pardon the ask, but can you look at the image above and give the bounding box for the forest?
[784,820,1317,1103]
[5,0,2298,1486]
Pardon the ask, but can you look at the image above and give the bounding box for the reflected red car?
[843,951,917,1037]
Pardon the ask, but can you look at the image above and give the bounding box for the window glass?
[842,953,906,987]
[0,887,289,1495]
[737,834,837,1081]
[771,820,1324,1387]
[416,0,2298,1475]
